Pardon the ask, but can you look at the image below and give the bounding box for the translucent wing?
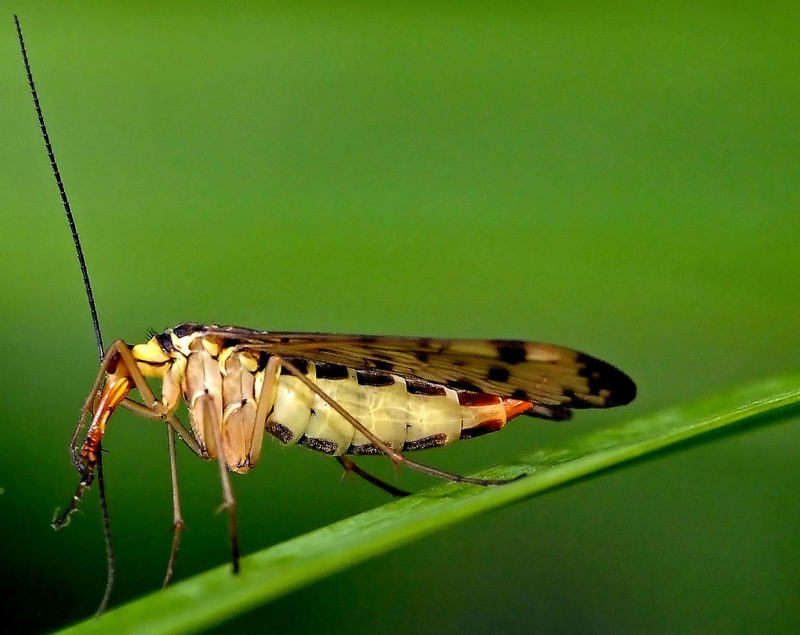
[200,325,636,411]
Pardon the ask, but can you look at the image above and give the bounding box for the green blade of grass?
[61,373,800,635]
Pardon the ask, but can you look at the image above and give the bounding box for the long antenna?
[14,15,105,360]
[16,15,115,613]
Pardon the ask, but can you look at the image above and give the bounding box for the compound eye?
[156,332,175,354]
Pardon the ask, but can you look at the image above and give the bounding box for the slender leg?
[337,456,410,497]
[247,355,282,467]
[119,400,189,586]
[209,402,240,574]
[162,427,184,587]
[69,344,126,472]
[71,354,201,586]
[120,398,204,459]
[71,341,203,466]
[279,358,524,486]
[114,342,202,457]
[120,396,197,585]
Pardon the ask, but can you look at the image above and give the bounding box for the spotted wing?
[204,326,636,411]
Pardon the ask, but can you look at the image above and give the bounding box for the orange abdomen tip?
[503,399,534,420]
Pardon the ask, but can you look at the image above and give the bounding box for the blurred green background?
[3,2,799,632]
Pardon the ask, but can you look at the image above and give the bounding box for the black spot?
[300,436,338,455]
[496,344,527,365]
[155,332,174,353]
[406,380,446,396]
[487,366,510,382]
[447,379,482,392]
[315,362,349,380]
[414,350,429,363]
[523,404,574,421]
[174,323,202,338]
[356,370,395,387]
[222,338,239,350]
[403,434,447,452]
[457,392,501,407]
[348,443,385,455]
[373,359,394,372]
[460,418,504,439]
[131,357,168,368]
[576,354,637,407]
[559,389,593,409]
[282,357,309,375]
[510,389,529,401]
[267,422,296,444]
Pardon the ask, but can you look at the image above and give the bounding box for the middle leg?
[337,456,410,498]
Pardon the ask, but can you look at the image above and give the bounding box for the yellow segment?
[305,369,362,455]
[267,363,317,445]
[405,387,461,446]
[350,376,408,451]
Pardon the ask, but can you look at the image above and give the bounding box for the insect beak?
[80,373,134,472]
[53,373,133,532]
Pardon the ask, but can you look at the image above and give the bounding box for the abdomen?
[266,360,530,456]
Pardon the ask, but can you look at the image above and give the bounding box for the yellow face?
[131,329,226,376]
[131,337,171,378]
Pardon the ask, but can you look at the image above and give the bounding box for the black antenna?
[16,15,115,614]
[14,15,105,360]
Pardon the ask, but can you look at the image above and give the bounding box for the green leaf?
[60,373,800,635]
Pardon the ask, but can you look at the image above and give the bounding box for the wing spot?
[373,360,394,371]
[447,379,482,392]
[488,366,510,382]
[496,345,527,365]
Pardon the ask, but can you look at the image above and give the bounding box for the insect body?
[132,326,535,470]
[58,320,635,605]
[80,323,635,478]
[15,16,636,612]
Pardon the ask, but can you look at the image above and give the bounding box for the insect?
[15,16,636,613]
